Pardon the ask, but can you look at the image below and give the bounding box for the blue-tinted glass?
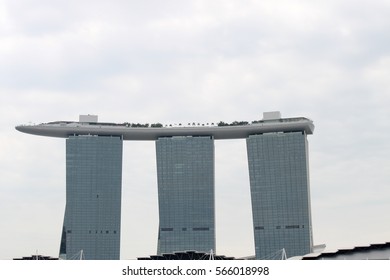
[156,136,215,254]
[247,132,313,259]
[61,135,122,260]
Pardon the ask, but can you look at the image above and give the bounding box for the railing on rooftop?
[28,117,311,129]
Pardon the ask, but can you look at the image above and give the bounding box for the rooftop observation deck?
[15,114,314,140]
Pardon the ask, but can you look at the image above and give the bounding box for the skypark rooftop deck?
[16,114,314,140]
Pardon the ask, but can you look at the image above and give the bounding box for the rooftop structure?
[301,242,390,260]
[15,114,314,140]
[138,250,234,260]
[13,255,59,260]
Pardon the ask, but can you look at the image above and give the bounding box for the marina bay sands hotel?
[16,112,314,260]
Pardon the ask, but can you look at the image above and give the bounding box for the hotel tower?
[16,112,314,259]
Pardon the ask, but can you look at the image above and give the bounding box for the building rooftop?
[301,242,390,260]
[137,250,235,260]
[15,112,314,140]
[13,255,59,260]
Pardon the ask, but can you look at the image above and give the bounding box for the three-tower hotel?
[16,112,314,260]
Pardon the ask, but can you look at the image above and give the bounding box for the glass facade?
[156,136,215,254]
[60,135,123,260]
[247,132,313,259]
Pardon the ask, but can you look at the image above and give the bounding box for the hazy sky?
[1,0,389,260]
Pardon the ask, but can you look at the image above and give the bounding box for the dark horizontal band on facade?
[160,227,210,232]
[66,230,118,234]
[255,225,305,230]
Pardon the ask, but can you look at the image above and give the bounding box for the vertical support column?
[60,135,123,260]
[247,132,313,259]
[156,136,215,255]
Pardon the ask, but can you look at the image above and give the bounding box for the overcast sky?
[1,0,389,260]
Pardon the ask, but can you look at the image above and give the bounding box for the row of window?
[255,225,304,230]
[66,230,118,234]
[160,227,210,232]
